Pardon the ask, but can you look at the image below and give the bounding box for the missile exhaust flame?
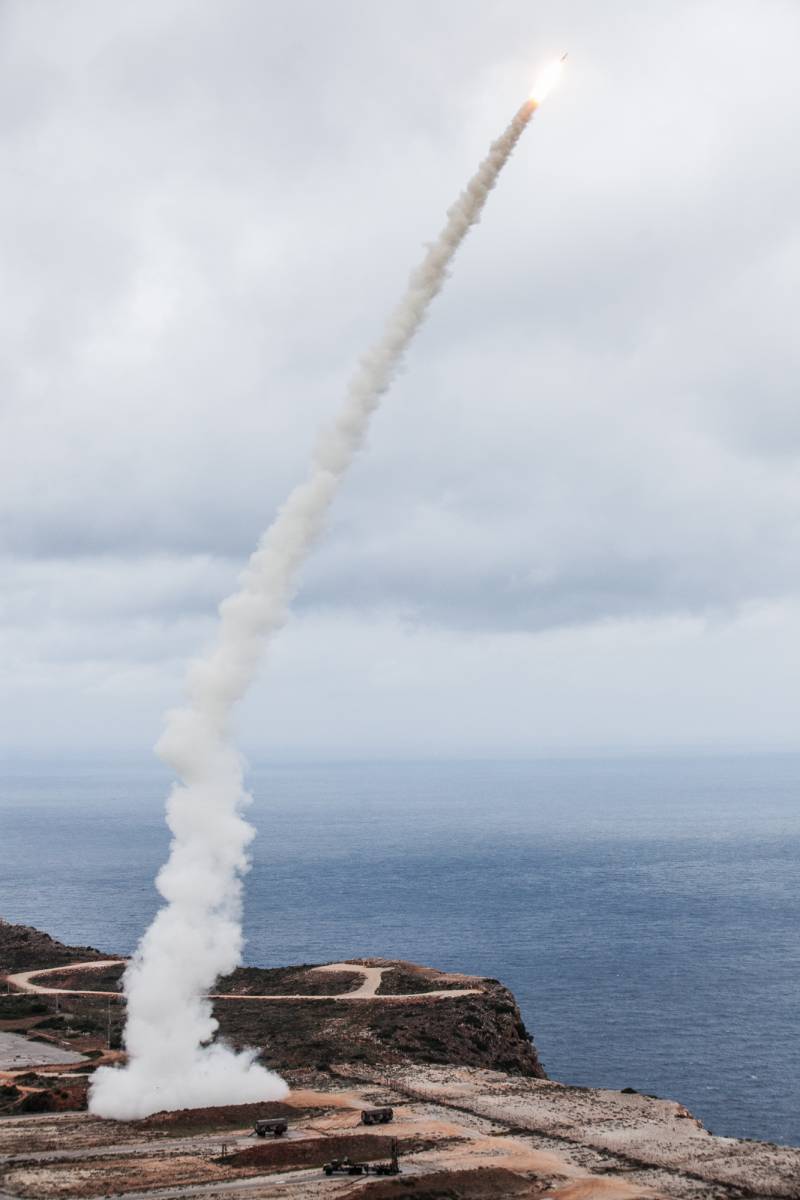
[530,53,568,105]
[89,68,563,1121]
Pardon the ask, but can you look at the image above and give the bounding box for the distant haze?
[3,0,800,759]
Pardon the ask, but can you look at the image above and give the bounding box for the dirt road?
[6,961,480,1003]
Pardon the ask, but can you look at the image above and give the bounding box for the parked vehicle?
[254,1118,288,1137]
[360,1105,394,1125]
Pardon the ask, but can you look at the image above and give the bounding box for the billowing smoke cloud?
[90,99,537,1120]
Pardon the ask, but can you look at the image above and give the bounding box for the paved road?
[7,961,480,1003]
[0,1031,85,1070]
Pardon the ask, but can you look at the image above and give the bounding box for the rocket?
[530,54,568,105]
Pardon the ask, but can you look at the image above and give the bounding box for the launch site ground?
[2,921,799,1200]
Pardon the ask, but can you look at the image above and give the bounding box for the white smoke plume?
[90,99,537,1120]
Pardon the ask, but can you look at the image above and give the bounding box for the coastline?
[2,919,799,1199]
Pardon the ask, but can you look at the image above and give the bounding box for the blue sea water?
[1,754,798,1146]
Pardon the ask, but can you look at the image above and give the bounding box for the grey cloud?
[3,0,800,752]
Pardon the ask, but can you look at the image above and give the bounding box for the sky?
[2,0,800,760]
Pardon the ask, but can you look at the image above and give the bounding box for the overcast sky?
[2,0,800,760]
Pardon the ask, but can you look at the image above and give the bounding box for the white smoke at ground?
[89,99,536,1121]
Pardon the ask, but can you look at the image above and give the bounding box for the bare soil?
[139,1100,318,1134]
[338,1166,548,1199]
[228,1132,413,1169]
[2,1064,800,1199]
[3,1153,260,1199]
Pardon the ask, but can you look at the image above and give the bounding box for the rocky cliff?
[0,919,106,973]
[0,921,544,1082]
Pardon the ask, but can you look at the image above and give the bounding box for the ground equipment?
[322,1156,366,1176]
[254,1118,288,1137]
[360,1105,394,1125]
[371,1138,401,1175]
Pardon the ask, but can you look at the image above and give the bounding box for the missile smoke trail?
[90,79,555,1119]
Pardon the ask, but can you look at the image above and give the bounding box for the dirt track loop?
[6,960,481,1003]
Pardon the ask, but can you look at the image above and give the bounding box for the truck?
[322,1140,400,1177]
[322,1156,366,1176]
[360,1105,394,1125]
[254,1118,288,1137]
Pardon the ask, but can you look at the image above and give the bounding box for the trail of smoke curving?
[89,99,536,1120]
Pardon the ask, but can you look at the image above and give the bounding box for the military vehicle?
[254,1117,288,1137]
[360,1105,394,1125]
[321,1139,400,1178]
[322,1156,366,1176]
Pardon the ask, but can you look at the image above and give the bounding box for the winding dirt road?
[6,960,481,1003]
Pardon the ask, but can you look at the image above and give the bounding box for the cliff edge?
[0,921,544,1089]
[3,919,799,1200]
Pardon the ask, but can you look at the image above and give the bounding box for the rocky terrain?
[213,967,542,1077]
[2,918,799,1199]
[0,921,543,1086]
[0,923,106,974]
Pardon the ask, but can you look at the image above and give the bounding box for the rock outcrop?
[0,921,544,1083]
[0,919,105,973]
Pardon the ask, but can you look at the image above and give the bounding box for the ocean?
[1,754,798,1145]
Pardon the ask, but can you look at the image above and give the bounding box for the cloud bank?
[3,0,800,756]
